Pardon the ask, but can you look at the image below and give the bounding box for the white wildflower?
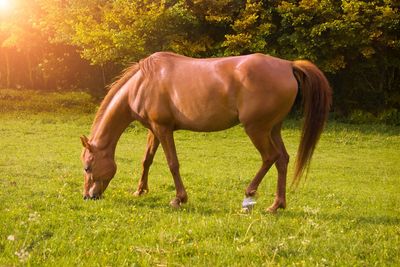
[303,206,320,215]
[28,211,40,222]
[15,248,29,262]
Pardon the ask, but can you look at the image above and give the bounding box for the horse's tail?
[291,60,332,186]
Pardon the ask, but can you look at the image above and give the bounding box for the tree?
[40,0,203,65]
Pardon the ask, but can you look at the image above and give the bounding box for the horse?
[80,52,332,212]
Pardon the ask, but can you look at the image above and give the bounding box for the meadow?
[0,89,399,266]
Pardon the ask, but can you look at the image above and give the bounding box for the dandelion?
[7,235,15,241]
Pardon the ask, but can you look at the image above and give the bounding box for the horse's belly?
[168,77,239,131]
[174,104,239,132]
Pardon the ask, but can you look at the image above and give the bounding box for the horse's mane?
[90,52,183,135]
[91,63,140,134]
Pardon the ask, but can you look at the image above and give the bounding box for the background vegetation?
[0,0,399,120]
[0,89,399,266]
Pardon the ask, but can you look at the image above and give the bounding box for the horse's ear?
[80,135,92,151]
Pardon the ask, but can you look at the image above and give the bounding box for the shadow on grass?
[112,192,231,216]
[134,200,222,216]
[80,193,400,224]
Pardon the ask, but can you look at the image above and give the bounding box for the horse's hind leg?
[134,130,160,196]
[267,124,288,213]
[242,124,279,211]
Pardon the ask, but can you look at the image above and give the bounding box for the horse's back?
[132,52,298,131]
[138,53,241,131]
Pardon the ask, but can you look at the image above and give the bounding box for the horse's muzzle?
[83,195,101,200]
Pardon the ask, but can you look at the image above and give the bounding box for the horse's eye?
[84,166,92,173]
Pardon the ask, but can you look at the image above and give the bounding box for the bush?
[378,109,400,126]
[0,89,98,114]
[346,109,400,126]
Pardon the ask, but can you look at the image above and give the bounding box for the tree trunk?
[101,64,106,88]
[26,51,34,89]
[5,49,11,88]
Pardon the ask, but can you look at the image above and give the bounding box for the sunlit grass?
[0,89,399,265]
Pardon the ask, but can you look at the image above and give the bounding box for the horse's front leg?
[152,125,188,208]
[134,130,160,196]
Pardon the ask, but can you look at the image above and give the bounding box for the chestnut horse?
[80,52,331,212]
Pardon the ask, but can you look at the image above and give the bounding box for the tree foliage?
[0,0,399,115]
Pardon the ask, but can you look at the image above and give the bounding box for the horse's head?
[80,135,116,200]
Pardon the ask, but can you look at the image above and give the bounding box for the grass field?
[0,89,399,266]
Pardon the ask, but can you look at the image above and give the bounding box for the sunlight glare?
[0,0,11,12]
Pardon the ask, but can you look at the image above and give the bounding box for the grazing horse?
[80,52,331,212]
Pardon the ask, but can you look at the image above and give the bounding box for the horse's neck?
[91,87,133,156]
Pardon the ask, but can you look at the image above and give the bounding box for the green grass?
[0,89,399,266]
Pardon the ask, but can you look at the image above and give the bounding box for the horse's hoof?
[266,201,286,214]
[169,198,182,208]
[266,206,278,214]
[133,189,148,197]
[242,196,256,211]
